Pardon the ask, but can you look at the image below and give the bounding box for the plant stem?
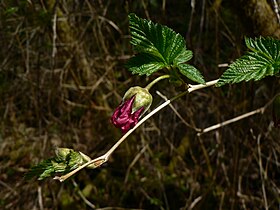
[54,79,218,182]
[188,79,219,93]
[145,74,170,90]
[198,107,265,135]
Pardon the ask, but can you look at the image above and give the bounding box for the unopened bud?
[55,148,72,159]
[111,86,153,133]
[79,151,91,162]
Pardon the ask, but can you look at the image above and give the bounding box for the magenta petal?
[115,113,130,125]
[111,96,135,125]
[120,107,145,133]
[111,107,121,123]
[121,119,136,133]
[131,107,144,121]
[121,96,135,112]
[121,124,131,133]
[111,96,145,133]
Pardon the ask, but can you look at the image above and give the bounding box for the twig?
[0,180,18,196]
[186,0,195,42]
[198,93,280,135]
[54,79,218,182]
[188,79,218,93]
[72,179,96,209]
[156,90,201,132]
[162,0,166,12]
[198,107,265,136]
[38,186,44,210]
[257,135,269,210]
[52,11,57,59]
[141,0,150,19]
[272,0,280,24]
[188,196,202,210]
[98,16,122,34]
[124,144,149,184]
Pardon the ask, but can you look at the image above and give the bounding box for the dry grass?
[0,0,279,209]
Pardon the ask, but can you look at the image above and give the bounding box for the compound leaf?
[25,148,89,180]
[217,37,280,86]
[128,13,187,74]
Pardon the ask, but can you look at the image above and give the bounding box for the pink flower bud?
[111,87,153,133]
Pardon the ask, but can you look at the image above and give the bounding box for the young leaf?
[245,37,280,60]
[177,63,205,84]
[25,159,60,180]
[217,37,280,87]
[25,148,89,180]
[128,13,186,74]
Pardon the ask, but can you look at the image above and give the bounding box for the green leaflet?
[217,37,280,87]
[126,53,166,76]
[245,37,280,60]
[127,13,205,84]
[177,63,205,84]
[174,49,193,65]
[129,13,185,64]
[25,148,89,180]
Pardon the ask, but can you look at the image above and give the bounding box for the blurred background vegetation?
[0,0,279,209]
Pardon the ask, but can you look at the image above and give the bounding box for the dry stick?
[257,135,269,210]
[197,107,266,136]
[52,11,57,59]
[198,92,280,135]
[124,144,149,184]
[72,179,96,209]
[272,0,280,24]
[37,186,43,210]
[54,79,218,182]
[189,196,203,210]
[156,91,201,132]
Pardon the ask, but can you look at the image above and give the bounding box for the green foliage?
[126,53,166,76]
[217,37,280,86]
[25,148,89,180]
[127,13,205,84]
[177,63,205,84]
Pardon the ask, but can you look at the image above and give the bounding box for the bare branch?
[54,79,218,182]
[198,107,265,136]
